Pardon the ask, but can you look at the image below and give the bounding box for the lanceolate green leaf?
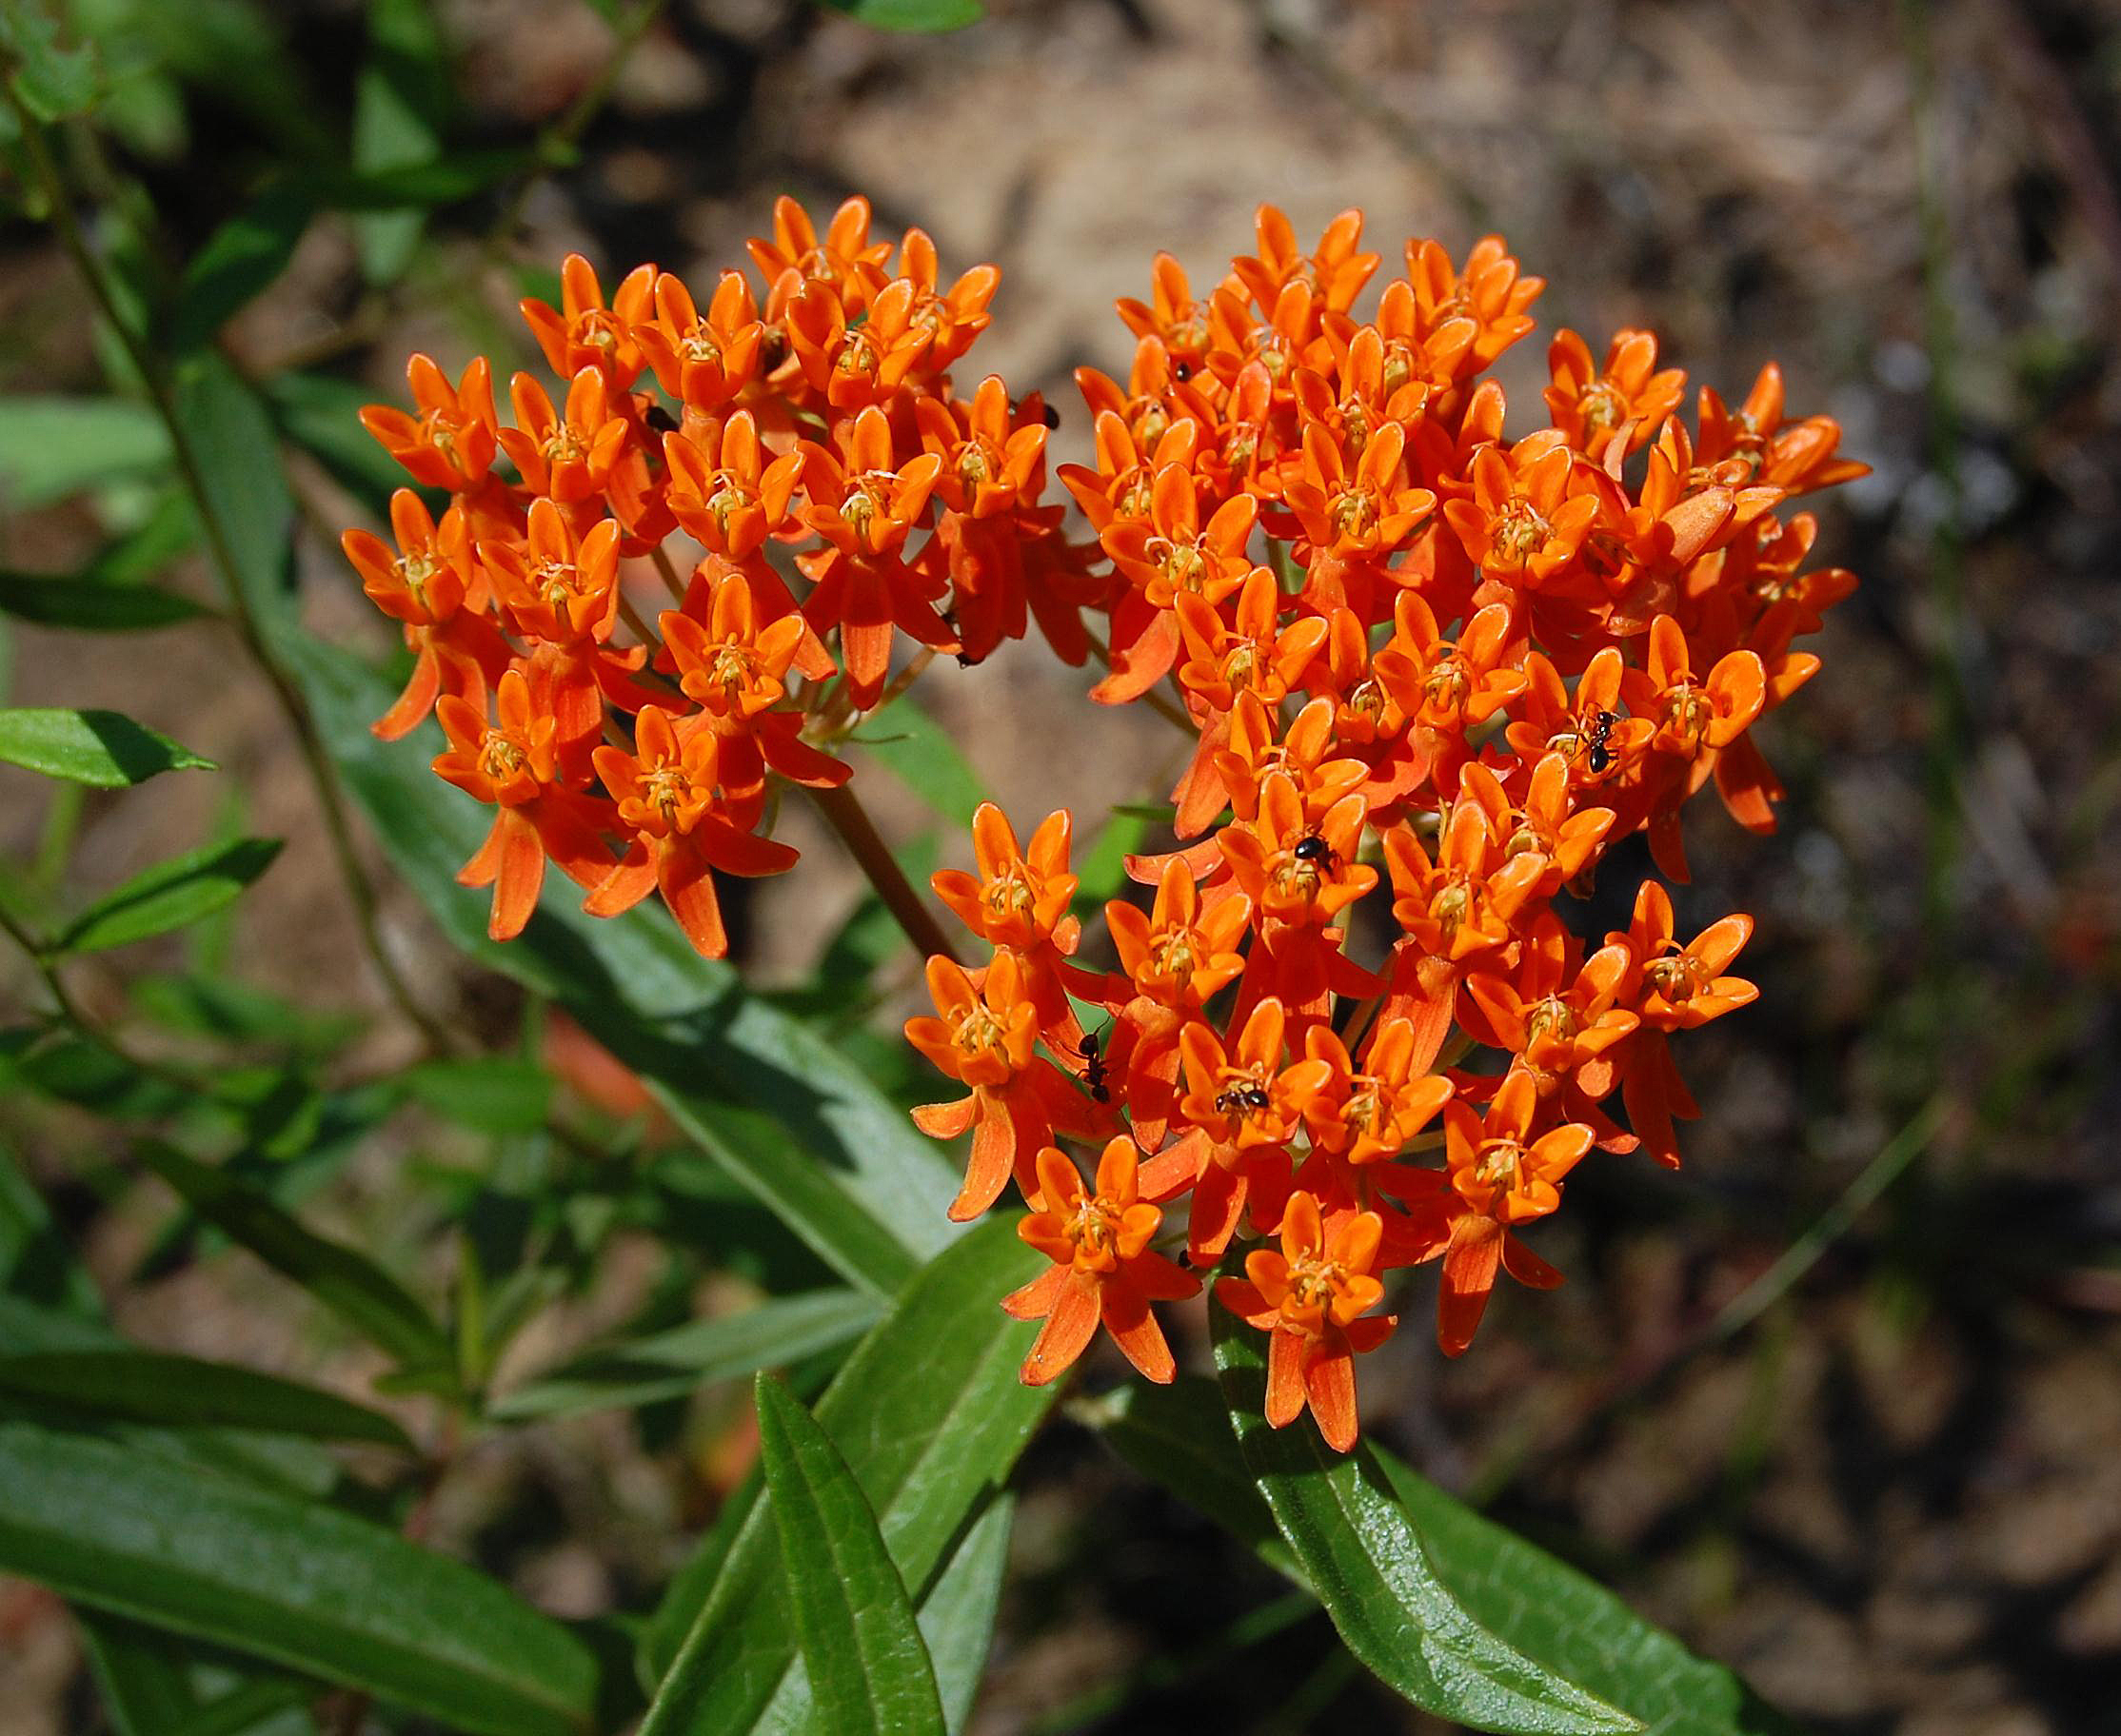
[0,571,207,631]
[135,1141,449,1375]
[755,1375,946,1736]
[0,1422,598,1735]
[0,1351,412,1448]
[493,1289,880,1422]
[816,0,985,31]
[350,0,452,285]
[637,1219,1052,1735]
[1209,1303,1639,1735]
[173,355,296,628]
[0,398,170,510]
[0,707,213,787]
[168,182,316,354]
[919,1492,1012,1734]
[278,626,962,1298]
[55,838,281,954]
[1100,1376,1795,1735]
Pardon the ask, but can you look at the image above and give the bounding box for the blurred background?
[4,1,2120,1730]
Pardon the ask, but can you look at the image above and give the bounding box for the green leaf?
[134,1141,450,1375]
[815,0,984,31]
[277,626,963,1299]
[0,1139,100,1312]
[853,695,986,828]
[755,1374,947,1736]
[0,1350,411,1447]
[638,1218,1052,1734]
[82,1613,314,1736]
[919,1491,1011,1733]
[0,706,210,788]
[55,837,280,954]
[350,0,451,285]
[167,181,315,353]
[172,356,294,628]
[1210,1303,1640,1735]
[0,3,98,120]
[0,1421,599,1735]
[0,569,206,631]
[0,397,170,509]
[1101,1378,1794,1736]
[493,1289,880,1423]
[399,1055,553,1136]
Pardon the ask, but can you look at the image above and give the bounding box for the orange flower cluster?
[346,198,1089,953]
[907,207,1862,1452]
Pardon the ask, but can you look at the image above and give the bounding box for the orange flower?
[1233,205,1379,319]
[932,803,1079,955]
[787,276,934,412]
[906,951,1094,1220]
[1217,771,1375,933]
[633,268,765,413]
[1457,754,1615,902]
[359,353,498,493]
[1215,1191,1395,1452]
[1093,463,1256,705]
[1116,250,1211,371]
[1300,1017,1454,1168]
[1434,1072,1589,1355]
[871,227,999,373]
[341,491,509,740]
[1503,646,1648,790]
[798,404,956,704]
[660,573,846,824]
[1109,858,1251,1022]
[916,375,1047,520]
[498,367,629,504]
[1002,1140,1199,1385]
[663,410,804,562]
[1441,436,1597,591]
[584,707,799,958]
[1625,615,1766,759]
[1173,565,1329,719]
[1404,233,1544,378]
[519,254,656,389]
[746,193,892,300]
[433,668,616,941]
[1465,917,1637,1097]
[1281,419,1434,561]
[1543,327,1686,458]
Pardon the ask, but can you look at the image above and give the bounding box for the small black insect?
[1239,1085,1272,1112]
[1214,1082,1272,1118]
[1077,1031,1111,1104]
[1039,401,1060,430]
[1584,709,1617,775]
[1292,832,1335,866]
[1173,359,1195,382]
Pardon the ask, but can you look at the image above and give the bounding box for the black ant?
[1173,359,1195,383]
[1075,1030,1111,1104]
[1292,831,1337,867]
[1584,709,1617,776]
[1214,1083,1272,1118]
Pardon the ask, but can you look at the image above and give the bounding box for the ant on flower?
[1584,708,1618,776]
[1074,1029,1112,1104]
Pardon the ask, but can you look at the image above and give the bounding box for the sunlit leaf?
[638,1219,1052,1734]
[0,706,212,787]
[1210,1302,1638,1734]
[1101,1376,1797,1734]
[0,1421,599,1735]
[756,1374,946,1736]
[55,838,280,954]
[814,0,984,32]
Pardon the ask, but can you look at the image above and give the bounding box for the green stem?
[806,779,961,966]
[3,84,451,1055]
